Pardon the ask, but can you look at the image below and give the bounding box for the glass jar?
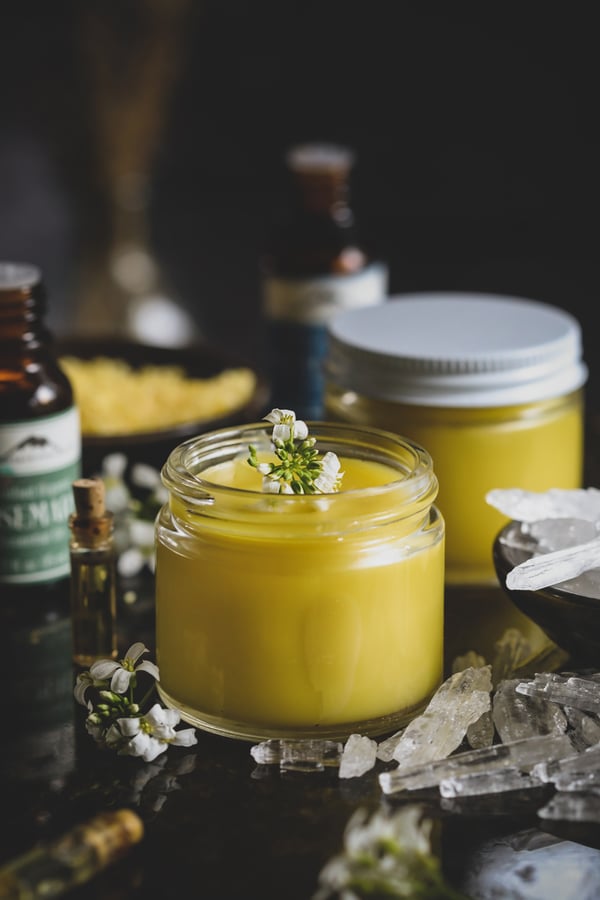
[155,421,444,742]
[325,293,588,587]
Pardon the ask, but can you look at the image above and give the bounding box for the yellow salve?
[325,390,584,584]
[407,398,583,584]
[155,426,444,741]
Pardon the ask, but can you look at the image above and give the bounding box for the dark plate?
[493,520,600,665]
[57,335,271,476]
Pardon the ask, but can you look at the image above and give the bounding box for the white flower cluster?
[100,453,167,577]
[314,806,466,899]
[74,642,197,763]
[248,408,343,495]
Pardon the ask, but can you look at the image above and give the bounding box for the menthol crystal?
[391,666,492,767]
[492,678,568,743]
[338,733,377,779]
[517,674,600,714]
[249,739,343,771]
[378,732,574,796]
[439,766,542,798]
[486,487,600,522]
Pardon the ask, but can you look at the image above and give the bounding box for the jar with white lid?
[324,292,588,586]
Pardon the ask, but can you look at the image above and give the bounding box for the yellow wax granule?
[60,356,257,436]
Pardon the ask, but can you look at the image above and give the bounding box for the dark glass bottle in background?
[260,143,388,420]
[0,263,80,783]
[0,261,81,601]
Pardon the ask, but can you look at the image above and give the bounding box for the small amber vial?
[69,477,118,667]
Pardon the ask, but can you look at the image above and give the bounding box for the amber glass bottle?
[0,262,81,604]
[260,143,388,419]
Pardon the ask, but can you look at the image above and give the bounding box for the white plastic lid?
[0,262,41,291]
[325,292,588,407]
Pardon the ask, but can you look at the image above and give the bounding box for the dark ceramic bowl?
[57,336,271,477]
[493,520,600,665]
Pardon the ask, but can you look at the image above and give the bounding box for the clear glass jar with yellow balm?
[325,293,587,586]
[154,421,444,742]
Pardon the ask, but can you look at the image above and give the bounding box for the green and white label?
[0,407,81,584]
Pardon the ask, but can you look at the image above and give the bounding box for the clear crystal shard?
[376,729,405,763]
[465,710,495,750]
[554,771,600,793]
[492,678,568,743]
[529,517,599,550]
[379,732,574,795]
[338,733,378,779]
[505,535,600,591]
[391,666,492,767]
[439,766,543,798]
[486,487,600,522]
[250,738,343,771]
[517,673,600,714]
[532,741,600,783]
[250,739,282,765]
[563,707,600,750]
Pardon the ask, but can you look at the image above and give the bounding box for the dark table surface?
[2,568,600,900]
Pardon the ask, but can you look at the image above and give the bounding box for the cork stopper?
[70,477,113,548]
[72,809,144,868]
[73,478,106,518]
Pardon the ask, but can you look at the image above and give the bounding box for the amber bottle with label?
[0,261,81,603]
[260,143,388,419]
[0,263,81,776]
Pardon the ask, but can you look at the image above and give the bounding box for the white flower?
[264,408,309,443]
[248,408,344,495]
[118,546,147,578]
[90,642,160,694]
[101,453,131,513]
[313,452,343,493]
[131,462,162,491]
[74,669,108,706]
[108,703,198,762]
[344,806,432,858]
[84,714,106,743]
[262,476,294,494]
[314,806,451,900]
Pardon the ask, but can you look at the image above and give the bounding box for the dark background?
[1,2,598,404]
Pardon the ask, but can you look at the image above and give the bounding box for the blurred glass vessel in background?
[260,143,388,419]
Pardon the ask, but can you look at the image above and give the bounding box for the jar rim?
[160,420,438,515]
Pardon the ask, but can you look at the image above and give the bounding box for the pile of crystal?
[486,486,600,593]
[250,629,600,823]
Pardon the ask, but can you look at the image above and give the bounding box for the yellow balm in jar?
[155,421,444,741]
[325,293,587,586]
